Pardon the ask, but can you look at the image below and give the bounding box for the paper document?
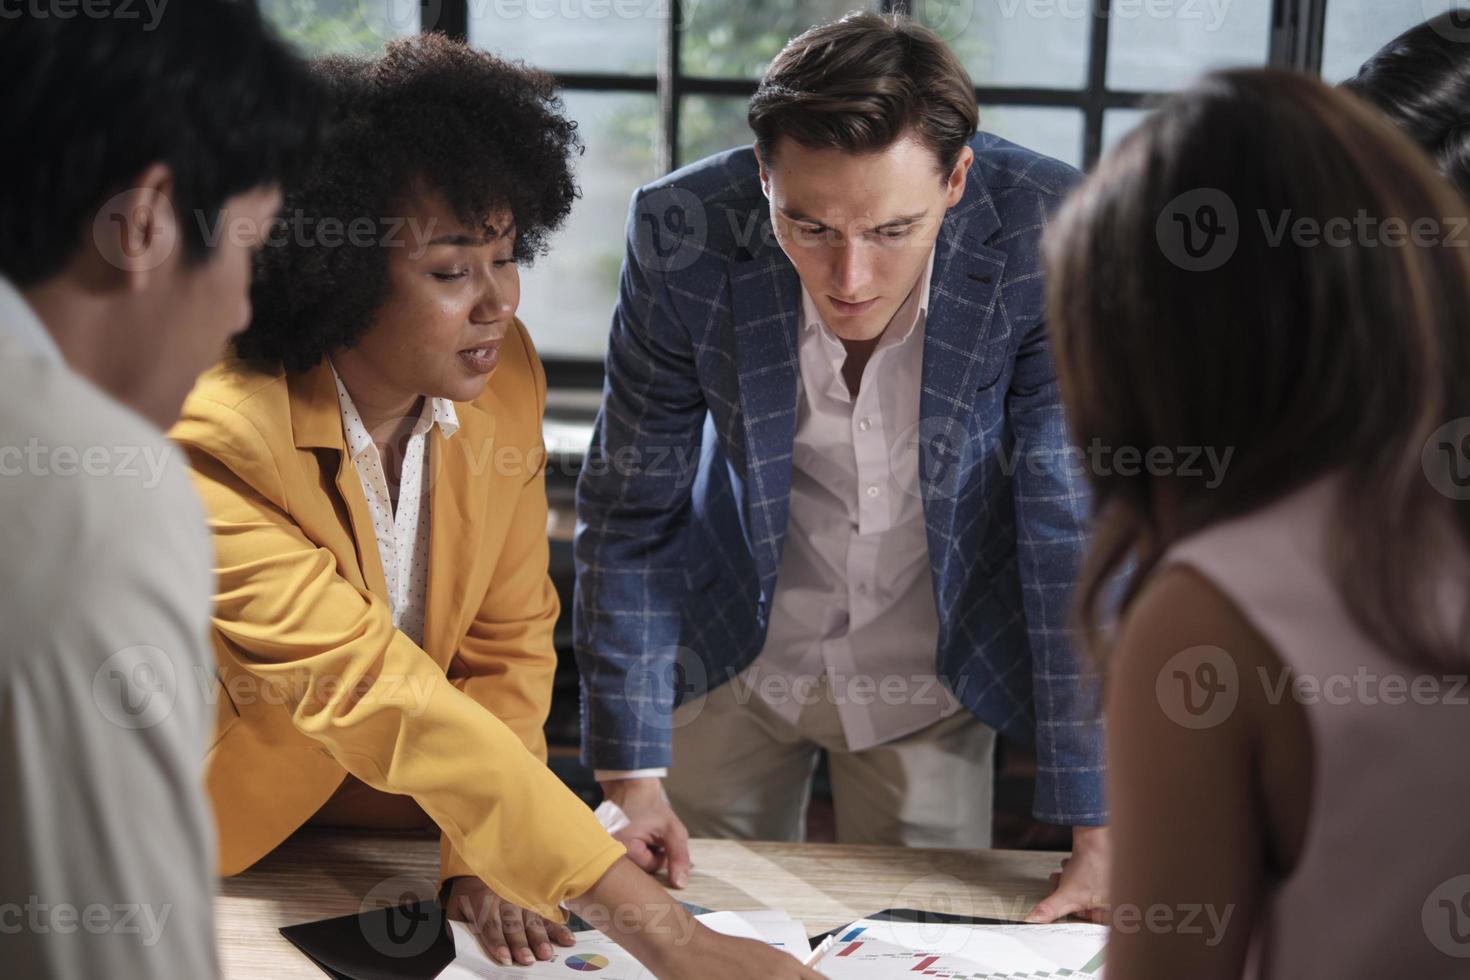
[809,918,1107,979]
[439,909,809,979]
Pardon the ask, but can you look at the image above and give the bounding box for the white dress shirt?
[328,362,458,647]
[599,248,959,781]
[755,246,959,751]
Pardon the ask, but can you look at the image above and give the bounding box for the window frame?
[269,0,1335,380]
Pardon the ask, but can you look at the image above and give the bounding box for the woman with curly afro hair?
[171,36,816,980]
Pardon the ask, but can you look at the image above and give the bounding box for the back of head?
[747,11,978,174]
[0,0,324,287]
[1045,68,1470,668]
[1343,12,1470,199]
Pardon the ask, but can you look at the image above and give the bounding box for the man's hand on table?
[599,777,693,889]
[444,876,576,966]
[1025,825,1111,924]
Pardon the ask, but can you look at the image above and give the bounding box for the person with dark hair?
[1045,68,1470,977]
[576,11,1106,923]
[1344,11,1470,198]
[170,35,818,979]
[0,3,323,978]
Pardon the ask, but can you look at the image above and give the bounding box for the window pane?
[681,0,864,78]
[469,0,660,74]
[680,95,754,167]
[981,106,1085,169]
[1102,107,1151,156]
[914,0,1089,89]
[1106,0,1271,91]
[1322,0,1458,83]
[518,93,660,360]
[260,0,419,56]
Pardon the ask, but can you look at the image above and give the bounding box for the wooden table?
[217,828,1063,978]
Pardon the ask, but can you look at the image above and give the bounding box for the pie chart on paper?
[564,953,611,971]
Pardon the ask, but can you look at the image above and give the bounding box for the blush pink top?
[1161,476,1470,978]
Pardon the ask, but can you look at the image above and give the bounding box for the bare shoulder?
[1110,561,1313,873]
[1113,562,1284,720]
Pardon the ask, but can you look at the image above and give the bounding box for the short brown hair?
[747,12,979,175]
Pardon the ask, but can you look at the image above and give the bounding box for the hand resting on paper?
[444,876,577,966]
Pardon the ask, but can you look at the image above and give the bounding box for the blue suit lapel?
[729,248,802,602]
[919,175,1010,566]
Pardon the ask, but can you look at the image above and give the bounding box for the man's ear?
[91,162,180,290]
[944,145,974,208]
[754,140,772,200]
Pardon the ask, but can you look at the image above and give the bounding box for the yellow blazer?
[170,319,623,918]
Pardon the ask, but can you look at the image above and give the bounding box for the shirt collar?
[327,359,460,462]
[0,274,64,364]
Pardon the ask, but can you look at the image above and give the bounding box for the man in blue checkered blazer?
[575,13,1106,922]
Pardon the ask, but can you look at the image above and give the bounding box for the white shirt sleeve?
[593,768,670,782]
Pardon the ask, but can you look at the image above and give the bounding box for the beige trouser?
[666,674,995,848]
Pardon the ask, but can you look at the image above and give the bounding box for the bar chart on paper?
[812,919,1107,979]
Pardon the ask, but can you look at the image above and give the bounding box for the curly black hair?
[234,35,582,372]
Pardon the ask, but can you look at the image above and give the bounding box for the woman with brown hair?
[1044,68,1470,977]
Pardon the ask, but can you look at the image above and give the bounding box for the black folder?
[279,900,714,979]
